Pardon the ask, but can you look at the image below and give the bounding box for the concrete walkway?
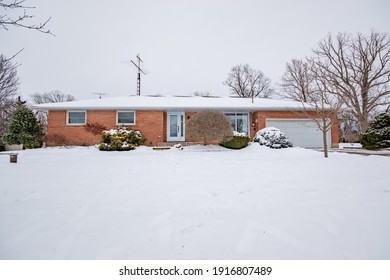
[329,148,390,157]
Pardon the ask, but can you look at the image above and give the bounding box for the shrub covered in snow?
[360,113,390,150]
[98,127,146,151]
[253,127,293,149]
[220,133,250,149]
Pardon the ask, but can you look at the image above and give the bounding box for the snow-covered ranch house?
[34,95,339,148]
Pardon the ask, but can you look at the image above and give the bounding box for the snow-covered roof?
[33,95,312,111]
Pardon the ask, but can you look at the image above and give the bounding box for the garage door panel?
[266,119,330,148]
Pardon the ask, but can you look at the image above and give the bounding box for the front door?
[167,112,185,141]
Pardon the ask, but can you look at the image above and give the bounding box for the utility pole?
[131,54,146,96]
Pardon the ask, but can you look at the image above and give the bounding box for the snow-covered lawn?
[1,144,389,260]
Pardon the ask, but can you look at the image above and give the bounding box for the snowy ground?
[1,144,389,260]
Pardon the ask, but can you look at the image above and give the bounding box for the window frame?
[225,112,249,135]
[66,110,87,125]
[116,111,136,125]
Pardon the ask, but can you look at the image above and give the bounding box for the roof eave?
[33,105,311,111]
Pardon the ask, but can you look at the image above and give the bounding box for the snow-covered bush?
[360,113,390,150]
[220,133,250,149]
[98,127,146,151]
[253,127,293,149]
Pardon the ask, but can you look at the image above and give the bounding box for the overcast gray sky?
[3,0,390,100]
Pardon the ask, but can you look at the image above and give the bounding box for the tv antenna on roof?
[91,92,109,99]
[130,54,146,96]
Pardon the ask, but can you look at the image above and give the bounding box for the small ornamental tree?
[360,113,390,150]
[2,104,42,148]
[186,110,233,145]
[85,122,107,143]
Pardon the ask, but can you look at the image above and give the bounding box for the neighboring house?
[34,95,339,148]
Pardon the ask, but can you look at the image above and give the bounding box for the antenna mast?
[91,92,109,99]
[131,54,146,96]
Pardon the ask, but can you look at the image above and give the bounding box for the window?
[67,111,86,125]
[117,111,135,125]
[225,113,249,135]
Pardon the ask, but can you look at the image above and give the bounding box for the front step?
[152,147,171,151]
[157,142,203,147]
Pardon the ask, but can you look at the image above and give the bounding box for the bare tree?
[186,110,233,145]
[223,64,273,102]
[30,90,76,104]
[30,90,76,134]
[279,58,342,157]
[338,108,361,143]
[279,59,313,102]
[0,54,19,136]
[0,0,52,34]
[0,97,17,136]
[310,31,390,133]
[300,62,343,158]
[0,54,18,103]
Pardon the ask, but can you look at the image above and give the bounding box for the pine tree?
[2,105,42,149]
[360,113,390,150]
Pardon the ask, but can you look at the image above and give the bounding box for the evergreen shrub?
[2,105,42,149]
[253,127,293,149]
[360,113,390,150]
[220,135,250,149]
[98,127,146,151]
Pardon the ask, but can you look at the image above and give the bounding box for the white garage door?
[266,119,330,148]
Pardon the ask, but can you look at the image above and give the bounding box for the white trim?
[66,110,86,125]
[167,112,185,141]
[225,112,250,136]
[116,111,136,125]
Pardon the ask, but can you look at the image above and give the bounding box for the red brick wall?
[47,109,339,147]
[47,110,165,146]
[134,111,165,145]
